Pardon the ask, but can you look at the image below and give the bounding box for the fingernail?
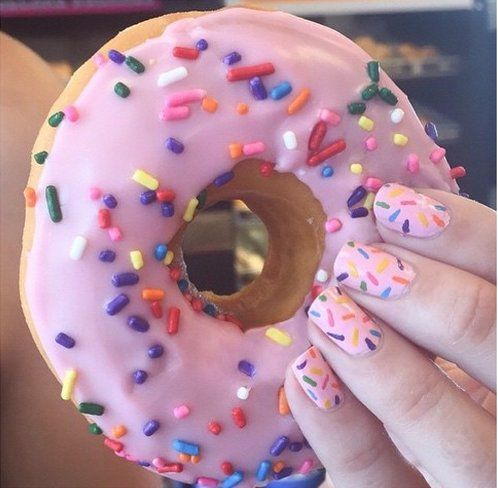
[309,286,382,354]
[334,241,416,299]
[374,183,450,237]
[292,346,343,411]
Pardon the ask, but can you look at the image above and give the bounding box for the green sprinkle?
[196,189,207,209]
[34,151,48,165]
[367,61,380,82]
[378,87,398,106]
[79,402,104,416]
[347,241,355,247]
[361,83,378,101]
[45,185,62,223]
[375,201,390,209]
[114,82,130,98]
[318,294,327,302]
[360,281,367,292]
[303,375,317,387]
[347,102,366,115]
[125,56,145,74]
[88,423,103,435]
[48,111,64,127]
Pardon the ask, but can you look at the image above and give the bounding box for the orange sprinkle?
[287,88,310,115]
[142,288,165,301]
[432,214,445,227]
[236,103,248,115]
[273,461,285,473]
[392,276,410,285]
[179,453,191,463]
[24,187,36,207]
[112,425,127,438]
[229,143,243,159]
[202,96,218,113]
[278,386,290,415]
[191,455,201,464]
[341,313,355,320]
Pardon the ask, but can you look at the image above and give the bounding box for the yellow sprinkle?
[323,399,331,409]
[61,369,77,401]
[334,296,349,304]
[132,169,159,190]
[130,250,144,270]
[347,261,359,278]
[265,327,292,346]
[376,258,389,273]
[358,115,374,131]
[388,188,404,198]
[418,212,429,227]
[310,367,323,375]
[350,163,363,174]
[164,250,174,265]
[352,328,359,347]
[393,133,409,146]
[364,192,375,210]
[183,197,198,222]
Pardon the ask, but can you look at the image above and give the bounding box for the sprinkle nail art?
[309,286,382,354]
[292,346,343,410]
[374,183,450,237]
[334,241,416,299]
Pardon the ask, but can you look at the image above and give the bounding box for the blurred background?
[1,0,496,296]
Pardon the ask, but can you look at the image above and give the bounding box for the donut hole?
[171,159,326,331]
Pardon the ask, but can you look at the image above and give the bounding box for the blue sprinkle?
[273,467,293,480]
[98,249,116,262]
[337,272,349,282]
[402,219,410,233]
[161,202,175,217]
[143,420,160,436]
[357,248,370,259]
[103,193,117,209]
[133,370,148,384]
[289,442,303,452]
[55,332,75,348]
[365,338,377,351]
[220,471,244,488]
[389,209,401,222]
[203,303,217,316]
[270,436,289,456]
[108,49,125,64]
[434,205,447,211]
[351,207,369,218]
[321,165,334,178]
[223,51,241,65]
[238,360,255,377]
[140,190,156,205]
[249,76,267,100]
[327,332,345,341]
[269,81,292,100]
[172,439,200,456]
[138,461,150,467]
[380,287,392,298]
[112,272,139,287]
[196,38,208,51]
[154,243,168,261]
[307,389,318,401]
[148,344,164,358]
[177,279,188,293]
[165,137,184,154]
[105,293,130,315]
[213,171,234,187]
[424,121,438,141]
[309,310,320,317]
[127,315,150,333]
[256,460,271,481]
[370,329,382,337]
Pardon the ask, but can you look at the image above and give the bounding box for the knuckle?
[339,430,389,475]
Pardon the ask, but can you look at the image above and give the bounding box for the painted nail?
[374,183,450,237]
[309,286,382,354]
[292,346,343,410]
[334,241,416,299]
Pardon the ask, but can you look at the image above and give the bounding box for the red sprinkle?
[308,121,328,152]
[259,161,274,177]
[104,438,123,452]
[307,139,346,166]
[227,63,275,82]
[450,166,466,179]
[169,267,181,281]
[191,298,203,312]
[167,307,180,335]
[232,407,246,428]
[151,301,163,319]
[98,208,111,229]
[311,285,323,299]
[172,46,199,60]
[208,421,222,435]
[157,463,183,473]
[156,188,176,202]
[221,462,234,475]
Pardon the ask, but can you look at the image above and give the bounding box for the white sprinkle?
[315,269,329,283]
[69,235,88,260]
[390,108,405,124]
[237,386,250,400]
[282,131,298,150]
[157,66,188,87]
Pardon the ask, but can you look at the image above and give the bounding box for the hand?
[285,183,496,488]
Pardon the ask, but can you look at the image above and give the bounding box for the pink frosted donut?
[21,7,464,487]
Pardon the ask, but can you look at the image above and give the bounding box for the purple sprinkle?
[127,315,150,333]
[148,344,164,358]
[133,370,148,384]
[336,272,349,282]
[365,337,376,351]
[270,436,289,456]
[196,38,208,51]
[55,332,75,349]
[289,442,303,452]
[108,49,125,64]
[213,171,234,187]
[140,190,157,205]
[273,467,293,480]
[402,219,410,233]
[347,186,367,208]
[351,207,369,218]
[249,76,267,100]
[238,360,255,377]
[296,360,307,370]
[103,193,118,209]
[223,51,242,65]
[99,249,116,262]
[143,420,160,436]
[424,121,438,141]
[112,272,139,287]
[105,293,130,315]
[138,461,150,467]
[161,202,175,217]
[165,137,184,154]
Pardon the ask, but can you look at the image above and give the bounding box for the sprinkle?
[393,133,408,146]
[48,111,64,127]
[128,316,150,333]
[161,202,175,217]
[364,192,376,210]
[45,185,62,222]
[151,301,162,318]
[55,332,75,348]
[450,166,466,179]
[249,76,267,100]
[154,244,168,261]
[173,46,199,60]
[391,108,405,123]
[173,439,199,456]
[178,279,189,293]
[196,39,208,51]
[319,109,341,126]
[61,369,77,400]
[173,405,191,419]
[104,438,123,452]
[202,96,218,113]
[283,131,297,150]
[157,66,188,87]
[315,269,329,283]
[236,103,248,114]
[197,478,218,487]
[98,209,111,229]
[125,56,145,74]
[307,139,346,166]
[108,227,122,242]
[227,63,275,81]
[299,459,314,475]
[237,386,250,400]
[160,106,190,121]
[325,218,342,233]
[88,423,102,435]
[287,88,310,115]
[229,143,243,159]
[224,51,242,65]
[358,115,374,131]
[92,52,107,67]
[34,150,48,164]
[214,171,234,187]
[407,153,420,173]
[157,463,183,473]
[238,360,255,377]
[364,177,383,191]
[221,471,244,488]
[105,294,130,315]
[102,194,117,209]
[378,87,398,105]
[24,187,36,207]
[430,147,446,164]
[156,188,176,202]
[133,370,148,384]
[99,249,116,262]
[289,442,303,452]
[367,60,380,82]
[165,137,184,154]
[364,136,377,151]
[164,250,174,265]
[321,165,334,178]
[114,82,130,98]
[243,141,266,156]
[208,421,221,435]
[183,198,198,222]
[361,83,378,100]
[128,250,143,270]
[351,207,369,218]
[142,288,164,301]
[232,407,246,428]
[112,425,127,438]
[89,187,101,200]
[68,235,87,260]
[148,344,164,358]
[350,163,363,174]
[108,49,125,64]
[79,402,104,415]
[308,121,327,151]
[166,89,206,107]
[274,467,293,480]
[259,161,274,176]
[425,121,439,141]
[270,81,292,100]
[132,169,159,190]
[273,462,285,473]
[143,420,160,436]
[270,436,289,456]
[265,327,292,346]
[256,461,272,482]
[347,186,367,207]
[348,102,366,115]
[140,190,156,205]
[277,386,290,415]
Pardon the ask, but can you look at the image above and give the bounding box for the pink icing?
[24,8,460,486]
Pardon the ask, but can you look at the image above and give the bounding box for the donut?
[20,7,465,487]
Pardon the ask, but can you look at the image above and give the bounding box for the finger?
[333,241,496,389]
[307,290,496,488]
[373,183,496,283]
[285,346,428,488]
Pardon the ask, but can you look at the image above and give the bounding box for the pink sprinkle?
[299,459,314,475]
[430,147,446,164]
[108,227,122,241]
[92,52,107,67]
[364,177,383,191]
[406,153,420,173]
[319,108,341,126]
[89,187,102,200]
[173,405,190,419]
[366,271,379,286]
[64,105,79,122]
[325,218,342,233]
[196,477,219,487]
[242,141,265,156]
[152,457,167,468]
[160,106,190,121]
[364,136,378,151]
[165,89,206,107]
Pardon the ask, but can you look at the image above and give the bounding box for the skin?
[286,189,496,488]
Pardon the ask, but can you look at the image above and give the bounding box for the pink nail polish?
[334,241,416,299]
[374,183,450,237]
[309,286,382,354]
[292,346,343,410]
